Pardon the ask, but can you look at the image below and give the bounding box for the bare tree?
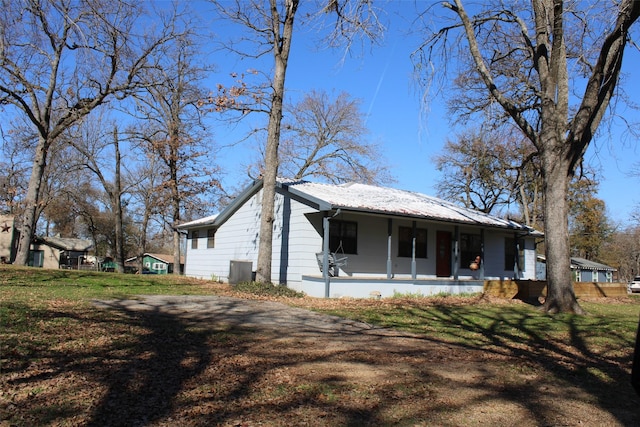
[127,155,167,274]
[131,30,220,275]
[247,90,394,185]
[434,127,526,214]
[210,0,384,284]
[0,122,31,215]
[0,0,185,266]
[415,0,640,313]
[68,121,129,273]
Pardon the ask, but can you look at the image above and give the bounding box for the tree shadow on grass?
[397,301,640,425]
[3,295,640,426]
[82,302,217,426]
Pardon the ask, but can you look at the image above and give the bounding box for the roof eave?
[321,205,542,235]
[178,179,264,230]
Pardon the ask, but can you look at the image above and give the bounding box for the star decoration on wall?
[1,222,11,233]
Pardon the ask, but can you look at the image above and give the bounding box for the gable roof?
[125,253,185,264]
[178,179,542,235]
[34,236,93,252]
[179,214,218,229]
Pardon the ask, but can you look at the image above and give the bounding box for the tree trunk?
[172,227,181,275]
[113,131,125,274]
[540,142,584,314]
[170,132,182,276]
[255,95,283,284]
[15,136,50,266]
[255,0,298,284]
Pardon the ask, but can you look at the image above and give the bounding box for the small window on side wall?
[191,230,199,250]
[207,229,215,248]
[504,237,525,271]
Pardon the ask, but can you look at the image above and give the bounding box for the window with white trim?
[207,229,215,248]
[191,230,199,249]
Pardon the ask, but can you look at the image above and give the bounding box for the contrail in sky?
[366,39,398,126]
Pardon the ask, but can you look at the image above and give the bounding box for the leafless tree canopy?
[209,0,386,283]
[0,0,187,265]
[434,127,531,215]
[414,0,640,314]
[247,90,394,185]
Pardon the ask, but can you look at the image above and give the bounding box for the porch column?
[411,221,417,279]
[480,228,485,280]
[323,215,330,298]
[453,226,459,280]
[387,218,393,279]
[513,232,520,279]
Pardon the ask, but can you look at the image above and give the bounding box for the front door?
[436,231,452,277]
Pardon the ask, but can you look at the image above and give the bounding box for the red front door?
[436,231,452,277]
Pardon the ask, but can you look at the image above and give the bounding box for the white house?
[178,179,542,298]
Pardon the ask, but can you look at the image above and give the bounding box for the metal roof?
[35,236,93,252]
[178,179,543,236]
[178,214,218,229]
[570,257,617,271]
[284,180,542,234]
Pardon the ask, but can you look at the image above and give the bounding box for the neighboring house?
[0,214,17,264]
[29,236,93,269]
[125,253,184,274]
[536,255,617,283]
[179,179,542,298]
[572,257,617,283]
[1,215,94,269]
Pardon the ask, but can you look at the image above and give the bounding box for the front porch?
[296,276,630,300]
[299,275,485,299]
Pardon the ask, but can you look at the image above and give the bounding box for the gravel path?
[93,295,386,337]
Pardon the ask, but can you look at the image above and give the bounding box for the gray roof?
[36,236,93,252]
[178,214,218,229]
[570,257,616,271]
[284,181,541,233]
[179,179,543,236]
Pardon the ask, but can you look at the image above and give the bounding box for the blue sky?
[204,1,640,226]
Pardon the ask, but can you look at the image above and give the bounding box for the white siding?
[273,193,323,285]
[183,186,539,290]
[183,188,322,284]
[184,189,264,280]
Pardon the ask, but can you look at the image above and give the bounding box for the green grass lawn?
[2,265,640,426]
[2,264,639,355]
[0,264,215,302]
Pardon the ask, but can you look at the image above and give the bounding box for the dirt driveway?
[88,295,638,427]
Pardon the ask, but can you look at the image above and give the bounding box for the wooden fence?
[484,280,628,300]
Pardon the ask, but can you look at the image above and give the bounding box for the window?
[152,262,166,271]
[191,230,199,249]
[329,220,357,254]
[460,233,482,265]
[504,237,525,271]
[398,226,427,258]
[207,229,215,248]
[28,250,44,268]
[573,269,581,282]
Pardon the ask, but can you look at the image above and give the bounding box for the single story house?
[536,255,617,282]
[0,215,94,269]
[125,253,184,274]
[29,236,94,269]
[178,179,542,298]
